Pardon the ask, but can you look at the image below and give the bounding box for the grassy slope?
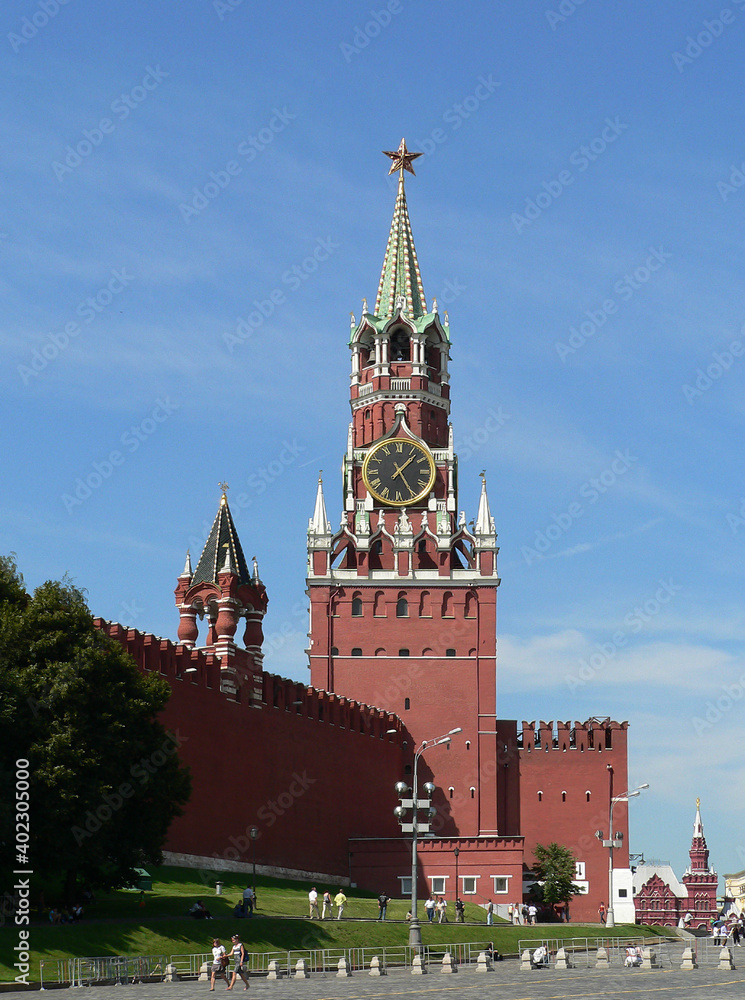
[0,865,673,983]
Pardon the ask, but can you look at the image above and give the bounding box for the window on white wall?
[492,876,509,894]
[430,876,447,895]
[399,877,412,895]
[461,876,478,894]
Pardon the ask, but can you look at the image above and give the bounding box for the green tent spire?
[374,139,427,319]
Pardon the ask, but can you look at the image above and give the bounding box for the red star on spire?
[383,138,422,176]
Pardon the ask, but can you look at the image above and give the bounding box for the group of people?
[308,887,347,919]
[209,936,249,991]
[232,886,256,919]
[48,904,83,924]
[509,902,538,924]
[423,895,458,922]
[711,913,744,945]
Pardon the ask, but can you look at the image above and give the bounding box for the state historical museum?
[100,141,634,923]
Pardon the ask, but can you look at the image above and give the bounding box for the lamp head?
[395,781,409,796]
[422,781,436,796]
[393,805,407,821]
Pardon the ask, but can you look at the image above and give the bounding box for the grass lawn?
[0,865,674,984]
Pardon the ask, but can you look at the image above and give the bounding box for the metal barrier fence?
[50,941,494,985]
[517,934,730,969]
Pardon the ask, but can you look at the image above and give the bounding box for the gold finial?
[382,138,422,176]
[318,470,323,484]
[696,796,700,810]
[480,470,486,481]
[219,481,229,506]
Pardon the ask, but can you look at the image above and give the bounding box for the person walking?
[455,898,465,923]
[486,900,494,926]
[308,888,319,920]
[424,895,435,922]
[226,934,249,991]
[436,897,448,923]
[209,939,228,991]
[321,890,333,920]
[377,893,390,920]
[334,890,347,920]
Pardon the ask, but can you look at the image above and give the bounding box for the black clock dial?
[362,438,436,506]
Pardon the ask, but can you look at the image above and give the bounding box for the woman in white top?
[210,939,228,991]
[227,935,249,991]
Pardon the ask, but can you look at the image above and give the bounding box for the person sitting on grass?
[189,900,212,919]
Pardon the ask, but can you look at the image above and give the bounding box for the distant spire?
[475,472,494,534]
[309,472,332,534]
[375,140,427,319]
[252,555,261,583]
[180,549,193,578]
[192,492,252,586]
[693,797,703,839]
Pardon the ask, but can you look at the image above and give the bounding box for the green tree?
[0,561,191,900]
[532,842,583,907]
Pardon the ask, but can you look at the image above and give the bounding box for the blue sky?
[4,0,745,886]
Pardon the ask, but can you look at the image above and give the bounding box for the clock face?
[362,438,436,506]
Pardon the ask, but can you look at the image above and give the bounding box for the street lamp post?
[394,727,462,949]
[598,782,649,928]
[249,826,259,903]
[454,847,460,903]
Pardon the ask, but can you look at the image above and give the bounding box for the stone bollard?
[476,951,493,973]
[164,963,179,982]
[198,962,210,982]
[718,947,735,971]
[336,957,352,978]
[441,952,457,974]
[266,960,282,980]
[369,956,386,977]
[641,948,658,970]
[555,947,572,970]
[520,949,532,971]
[411,954,427,975]
[595,946,609,969]
[680,947,697,971]
[294,959,310,979]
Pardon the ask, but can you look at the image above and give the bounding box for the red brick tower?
[682,798,718,927]
[307,140,500,838]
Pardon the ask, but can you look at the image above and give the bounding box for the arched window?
[561,790,567,802]
[537,790,543,802]
[374,647,386,656]
[442,592,454,618]
[446,648,456,657]
[331,646,338,656]
[373,591,386,617]
[390,327,410,361]
[586,790,591,802]
[470,787,476,799]
[404,697,410,710]
[449,786,454,799]
[464,591,477,618]
[351,648,362,657]
[399,648,409,657]
[396,595,408,617]
[351,593,363,616]
[419,591,432,617]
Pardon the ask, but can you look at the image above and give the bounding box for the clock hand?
[391,456,415,480]
[392,462,413,493]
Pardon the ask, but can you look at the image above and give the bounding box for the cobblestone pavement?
[4,963,745,1000]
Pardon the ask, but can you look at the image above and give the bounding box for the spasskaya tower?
[307,140,500,839]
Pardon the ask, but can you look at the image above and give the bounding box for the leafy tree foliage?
[0,560,191,899]
[532,842,583,906]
